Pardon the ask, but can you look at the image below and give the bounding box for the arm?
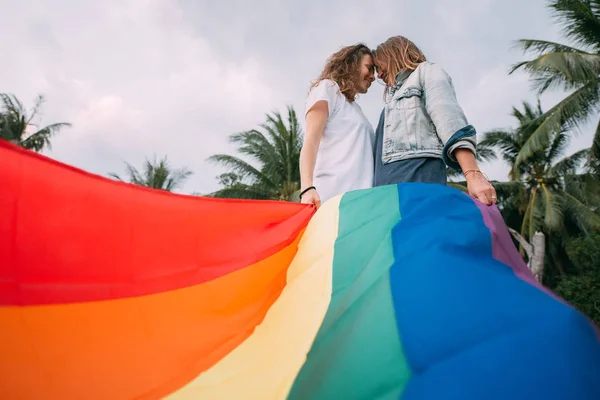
[421,63,477,170]
[299,100,328,208]
[422,64,496,205]
[455,148,497,205]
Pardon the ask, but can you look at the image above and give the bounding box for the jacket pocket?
[393,87,422,109]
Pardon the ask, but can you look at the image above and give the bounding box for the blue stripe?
[389,182,600,399]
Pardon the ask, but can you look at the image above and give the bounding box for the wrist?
[464,169,488,181]
[299,186,316,198]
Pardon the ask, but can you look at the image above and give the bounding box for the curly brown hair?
[310,43,372,102]
[372,36,426,83]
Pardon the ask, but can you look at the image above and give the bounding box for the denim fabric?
[382,61,476,170]
[373,110,447,187]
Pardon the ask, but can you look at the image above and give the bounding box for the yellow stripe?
[167,195,341,400]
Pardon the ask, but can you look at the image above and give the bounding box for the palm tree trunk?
[509,228,546,282]
[509,227,533,263]
[531,231,545,282]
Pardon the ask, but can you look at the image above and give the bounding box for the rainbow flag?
[1,140,599,399]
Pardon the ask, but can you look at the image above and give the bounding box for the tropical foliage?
[0,93,71,152]
[109,156,193,192]
[476,100,600,277]
[460,0,600,320]
[509,0,600,173]
[207,106,303,201]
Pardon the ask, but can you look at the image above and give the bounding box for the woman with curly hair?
[372,36,497,205]
[299,43,376,208]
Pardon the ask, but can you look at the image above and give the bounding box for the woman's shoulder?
[311,79,341,95]
[418,61,451,77]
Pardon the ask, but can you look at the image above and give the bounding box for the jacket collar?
[389,69,414,96]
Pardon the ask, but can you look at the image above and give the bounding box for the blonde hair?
[372,36,426,85]
[311,43,372,102]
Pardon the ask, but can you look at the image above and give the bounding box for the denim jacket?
[382,61,476,170]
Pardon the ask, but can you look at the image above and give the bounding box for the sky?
[1,0,596,194]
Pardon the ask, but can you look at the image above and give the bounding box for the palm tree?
[510,0,600,171]
[478,100,600,277]
[207,106,303,201]
[0,93,71,152]
[109,155,193,192]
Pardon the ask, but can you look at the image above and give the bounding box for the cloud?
[1,0,596,195]
[1,0,286,194]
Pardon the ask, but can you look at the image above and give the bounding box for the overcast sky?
[1,0,596,194]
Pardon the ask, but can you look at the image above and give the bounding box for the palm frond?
[479,129,519,166]
[493,180,528,197]
[26,94,45,125]
[550,0,600,52]
[0,93,24,115]
[524,186,543,239]
[549,148,590,176]
[540,183,565,231]
[475,141,498,162]
[163,165,193,191]
[563,191,600,232]
[0,93,69,152]
[109,156,192,191]
[230,130,281,170]
[207,106,303,200]
[564,172,600,209]
[207,154,277,189]
[208,186,273,200]
[514,81,600,169]
[546,131,571,166]
[20,122,72,151]
[511,38,593,56]
[107,172,122,180]
[587,117,600,175]
[125,162,145,185]
[510,52,600,93]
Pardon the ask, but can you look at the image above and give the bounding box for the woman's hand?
[301,188,321,209]
[453,148,497,206]
[466,172,497,205]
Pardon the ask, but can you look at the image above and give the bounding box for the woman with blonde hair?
[372,36,497,205]
[299,43,376,209]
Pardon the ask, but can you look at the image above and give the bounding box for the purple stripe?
[472,198,600,341]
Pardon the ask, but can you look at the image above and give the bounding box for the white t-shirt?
[305,79,375,203]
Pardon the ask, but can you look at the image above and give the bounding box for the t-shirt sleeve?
[305,79,339,117]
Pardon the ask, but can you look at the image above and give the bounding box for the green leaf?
[514,82,600,169]
[511,51,600,93]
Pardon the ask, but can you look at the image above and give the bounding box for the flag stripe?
[0,234,301,400]
[390,183,600,399]
[287,186,412,400]
[166,196,342,400]
[0,140,313,306]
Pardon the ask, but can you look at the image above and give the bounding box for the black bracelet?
[299,186,316,199]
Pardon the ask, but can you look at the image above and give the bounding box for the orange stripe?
[0,232,302,400]
[0,140,314,305]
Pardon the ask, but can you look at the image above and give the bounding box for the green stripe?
[287,186,412,400]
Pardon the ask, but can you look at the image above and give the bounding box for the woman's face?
[354,54,375,94]
[375,59,392,86]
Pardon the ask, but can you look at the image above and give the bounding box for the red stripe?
[0,141,314,306]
